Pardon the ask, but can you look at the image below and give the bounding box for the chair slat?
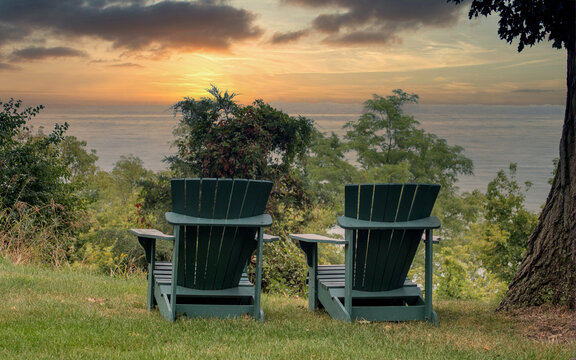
[395,184,417,222]
[382,184,403,222]
[203,179,234,288]
[240,180,273,217]
[175,227,186,287]
[199,178,217,218]
[364,185,402,290]
[408,184,440,220]
[358,184,374,221]
[362,184,391,290]
[362,229,391,290]
[194,179,217,289]
[251,180,273,215]
[204,226,225,288]
[213,179,234,219]
[184,179,200,216]
[344,184,359,218]
[369,184,389,222]
[210,179,247,288]
[353,229,369,289]
[171,179,185,213]
[184,226,197,287]
[353,184,375,288]
[378,229,407,290]
[389,185,439,288]
[224,227,257,288]
[370,184,416,290]
[226,179,249,218]
[393,229,425,288]
[211,227,239,288]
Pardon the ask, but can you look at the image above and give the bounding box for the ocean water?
[36,103,564,211]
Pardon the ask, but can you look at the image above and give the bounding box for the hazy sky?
[0,0,567,106]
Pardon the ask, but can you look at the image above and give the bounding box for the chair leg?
[424,229,437,325]
[308,244,318,311]
[254,228,264,322]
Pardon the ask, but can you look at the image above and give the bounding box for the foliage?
[473,164,538,283]
[448,0,575,52]
[59,136,99,185]
[111,155,153,203]
[0,202,84,266]
[0,99,79,226]
[434,245,507,301]
[432,189,485,244]
[139,170,173,233]
[0,99,97,264]
[258,240,307,297]
[344,90,473,189]
[168,85,314,180]
[74,156,166,274]
[306,131,357,205]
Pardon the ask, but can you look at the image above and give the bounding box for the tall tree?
[344,89,473,189]
[448,0,575,309]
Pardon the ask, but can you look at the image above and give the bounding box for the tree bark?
[498,34,576,310]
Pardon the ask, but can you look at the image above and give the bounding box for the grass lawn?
[0,259,572,359]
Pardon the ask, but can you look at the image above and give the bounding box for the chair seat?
[311,265,417,289]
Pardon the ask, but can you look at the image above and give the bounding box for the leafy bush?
[473,164,538,283]
[1,99,77,227]
[258,240,308,296]
[0,99,96,264]
[0,202,83,266]
[73,156,173,274]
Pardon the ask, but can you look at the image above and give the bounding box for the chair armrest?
[129,228,174,241]
[289,233,347,245]
[337,216,441,230]
[130,228,174,263]
[165,212,273,227]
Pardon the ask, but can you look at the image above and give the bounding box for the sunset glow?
[0,0,566,106]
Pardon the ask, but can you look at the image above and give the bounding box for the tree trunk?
[498,36,576,310]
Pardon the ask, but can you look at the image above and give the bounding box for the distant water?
[36,104,564,211]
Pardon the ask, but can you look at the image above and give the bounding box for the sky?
[0,0,568,107]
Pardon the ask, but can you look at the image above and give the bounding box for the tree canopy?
[167,85,314,180]
[448,0,574,51]
[344,89,473,189]
[0,99,89,228]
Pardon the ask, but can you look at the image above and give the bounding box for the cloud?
[280,0,462,45]
[10,46,88,61]
[0,62,20,71]
[270,29,310,44]
[108,62,144,68]
[0,23,29,46]
[0,0,262,55]
[513,89,555,93]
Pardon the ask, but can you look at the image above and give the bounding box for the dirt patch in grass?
[506,304,575,343]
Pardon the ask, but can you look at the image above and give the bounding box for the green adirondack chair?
[290,183,441,324]
[130,178,274,321]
